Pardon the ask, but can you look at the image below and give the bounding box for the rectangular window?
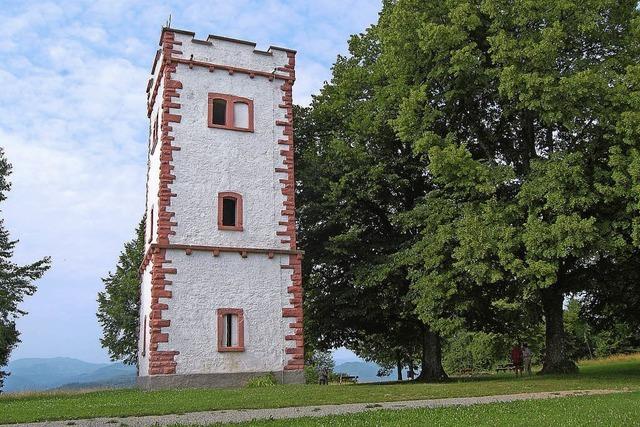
[217,192,243,231]
[217,308,244,352]
[212,99,227,125]
[224,313,237,347]
[208,93,254,132]
[222,198,236,226]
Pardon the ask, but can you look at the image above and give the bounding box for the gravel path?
[8,389,621,427]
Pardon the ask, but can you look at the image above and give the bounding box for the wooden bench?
[338,374,359,384]
[496,364,516,373]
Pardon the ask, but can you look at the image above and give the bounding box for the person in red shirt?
[511,344,523,376]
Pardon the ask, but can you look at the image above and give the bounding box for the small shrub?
[304,365,319,384]
[245,373,278,388]
[305,350,334,384]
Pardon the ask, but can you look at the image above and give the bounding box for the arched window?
[217,192,243,231]
[208,93,254,132]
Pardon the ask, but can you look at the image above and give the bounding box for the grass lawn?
[0,354,638,425]
[220,390,640,426]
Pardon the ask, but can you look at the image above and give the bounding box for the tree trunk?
[539,286,578,374]
[417,327,448,382]
[408,364,415,380]
[396,357,403,381]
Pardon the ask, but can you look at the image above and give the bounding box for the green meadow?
[0,354,638,425]
[223,391,640,427]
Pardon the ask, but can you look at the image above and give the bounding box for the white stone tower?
[137,27,303,389]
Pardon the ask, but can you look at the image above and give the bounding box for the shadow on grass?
[350,357,640,388]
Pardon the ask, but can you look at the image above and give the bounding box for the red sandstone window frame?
[217,192,243,231]
[217,308,245,352]
[207,93,254,132]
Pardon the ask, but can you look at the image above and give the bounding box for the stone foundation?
[137,370,305,390]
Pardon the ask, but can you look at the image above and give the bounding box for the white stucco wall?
[140,31,296,378]
[138,53,165,377]
[145,76,163,249]
[168,50,289,250]
[157,250,294,374]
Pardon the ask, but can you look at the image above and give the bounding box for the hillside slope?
[3,357,136,392]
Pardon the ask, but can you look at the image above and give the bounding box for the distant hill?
[3,357,136,393]
[2,357,401,392]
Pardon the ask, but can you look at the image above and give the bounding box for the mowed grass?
[221,391,640,426]
[0,354,638,425]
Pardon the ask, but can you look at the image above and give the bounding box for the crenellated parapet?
[146,28,295,117]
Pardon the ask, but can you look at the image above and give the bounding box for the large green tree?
[377,0,640,373]
[0,148,51,392]
[96,216,145,365]
[295,28,445,379]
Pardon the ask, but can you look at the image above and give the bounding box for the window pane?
[142,316,147,356]
[212,99,226,125]
[149,207,154,242]
[223,314,238,347]
[225,314,233,347]
[233,102,249,129]
[222,198,236,226]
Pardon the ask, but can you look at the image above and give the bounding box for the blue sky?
[1,0,379,363]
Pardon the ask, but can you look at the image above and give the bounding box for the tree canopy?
[298,0,640,376]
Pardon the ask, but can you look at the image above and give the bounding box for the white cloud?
[1,0,380,362]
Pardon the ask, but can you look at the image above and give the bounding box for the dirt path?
[8,389,622,426]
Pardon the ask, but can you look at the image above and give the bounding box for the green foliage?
[298,0,640,377]
[96,216,145,365]
[442,325,547,373]
[305,350,335,384]
[443,331,509,373]
[564,298,594,360]
[579,254,640,352]
[375,0,640,373]
[303,365,319,385]
[591,323,639,358]
[564,297,640,360]
[295,19,435,374]
[0,148,51,392]
[245,374,277,388]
